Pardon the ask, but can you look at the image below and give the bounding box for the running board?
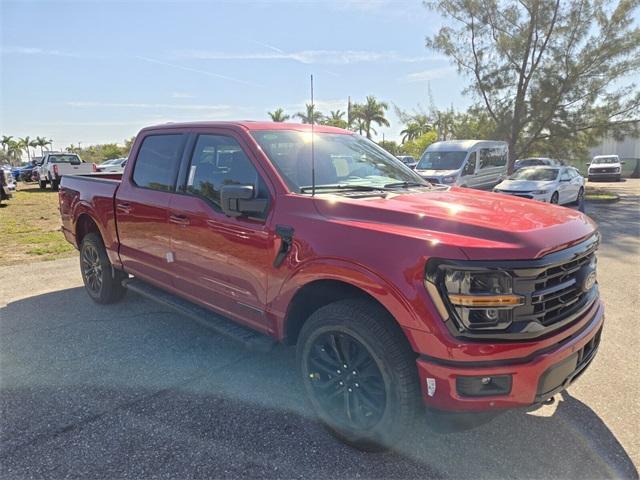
[123,278,276,353]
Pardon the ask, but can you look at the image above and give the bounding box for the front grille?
[495,190,534,199]
[591,167,617,173]
[527,248,596,327]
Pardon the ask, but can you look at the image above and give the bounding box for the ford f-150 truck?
[59,122,604,450]
[39,152,96,190]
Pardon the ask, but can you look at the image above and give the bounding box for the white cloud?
[0,46,81,57]
[402,66,457,83]
[67,101,231,111]
[171,92,195,99]
[172,49,435,65]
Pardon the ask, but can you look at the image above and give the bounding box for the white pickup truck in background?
[38,153,96,190]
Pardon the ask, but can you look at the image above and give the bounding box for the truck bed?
[59,172,123,256]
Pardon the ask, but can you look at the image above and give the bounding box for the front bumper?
[416,300,604,412]
[588,171,620,179]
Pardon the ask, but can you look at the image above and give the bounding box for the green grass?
[0,184,76,266]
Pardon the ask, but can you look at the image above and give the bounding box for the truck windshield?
[417,151,467,170]
[49,155,81,164]
[510,168,559,181]
[251,130,427,192]
[593,157,618,164]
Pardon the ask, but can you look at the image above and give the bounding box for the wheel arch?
[278,263,421,349]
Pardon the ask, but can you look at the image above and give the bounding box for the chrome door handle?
[116,202,132,214]
[169,214,190,226]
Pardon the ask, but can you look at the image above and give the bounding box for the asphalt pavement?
[1,180,639,479]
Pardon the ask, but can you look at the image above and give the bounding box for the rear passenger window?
[132,134,185,191]
[479,147,508,169]
[185,134,269,216]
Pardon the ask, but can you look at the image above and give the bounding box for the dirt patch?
[0,183,75,266]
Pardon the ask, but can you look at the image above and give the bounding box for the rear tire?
[297,299,421,451]
[80,233,127,304]
[573,187,584,205]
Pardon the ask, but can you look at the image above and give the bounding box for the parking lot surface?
[1,180,639,479]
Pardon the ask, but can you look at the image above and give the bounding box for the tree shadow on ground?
[1,288,637,479]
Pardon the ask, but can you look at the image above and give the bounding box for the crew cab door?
[115,132,187,286]
[167,130,276,332]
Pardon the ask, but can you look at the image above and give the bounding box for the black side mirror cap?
[220,184,267,218]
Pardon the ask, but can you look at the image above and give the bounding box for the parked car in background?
[587,155,623,182]
[59,121,603,450]
[415,140,508,189]
[513,157,559,171]
[38,152,96,190]
[1,164,16,204]
[396,155,418,169]
[97,157,127,173]
[494,166,584,205]
[14,159,43,182]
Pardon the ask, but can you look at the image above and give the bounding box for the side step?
[123,278,276,353]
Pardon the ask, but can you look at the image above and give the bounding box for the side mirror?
[621,161,626,165]
[561,177,570,182]
[220,184,267,218]
[586,162,591,166]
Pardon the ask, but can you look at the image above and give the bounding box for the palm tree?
[352,96,390,139]
[1,135,13,152]
[35,136,51,155]
[322,110,348,129]
[19,136,35,162]
[6,141,23,166]
[295,103,323,125]
[400,115,432,143]
[268,108,290,122]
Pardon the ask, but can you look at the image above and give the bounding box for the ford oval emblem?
[583,271,597,291]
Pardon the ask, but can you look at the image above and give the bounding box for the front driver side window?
[186,134,269,217]
[462,152,476,175]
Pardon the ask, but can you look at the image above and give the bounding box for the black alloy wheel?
[306,331,387,431]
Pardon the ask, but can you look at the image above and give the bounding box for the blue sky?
[1,0,471,148]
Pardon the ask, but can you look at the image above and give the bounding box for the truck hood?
[313,187,596,260]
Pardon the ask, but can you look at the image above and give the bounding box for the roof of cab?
[425,139,507,151]
[139,121,352,134]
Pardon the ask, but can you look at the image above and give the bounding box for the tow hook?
[273,225,294,268]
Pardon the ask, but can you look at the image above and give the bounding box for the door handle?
[169,214,190,226]
[116,202,132,214]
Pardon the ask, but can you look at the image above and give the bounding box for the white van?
[414,140,508,189]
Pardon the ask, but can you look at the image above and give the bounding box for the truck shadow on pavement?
[1,288,637,479]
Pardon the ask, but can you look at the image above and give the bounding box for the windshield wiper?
[299,184,387,193]
[383,181,430,189]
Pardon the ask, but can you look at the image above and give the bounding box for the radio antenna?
[310,74,316,197]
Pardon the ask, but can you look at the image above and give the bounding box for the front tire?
[39,179,47,189]
[550,192,559,204]
[50,178,59,191]
[297,299,421,451]
[80,233,127,304]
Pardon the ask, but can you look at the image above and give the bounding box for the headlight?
[441,175,457,184]
[615,167,621,173]
[532,189,549,194]
[425,265,523,332]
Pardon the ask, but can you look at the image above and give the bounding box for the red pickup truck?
[59,122,603,449]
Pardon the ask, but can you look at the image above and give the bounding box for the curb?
[584,193,620,204]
